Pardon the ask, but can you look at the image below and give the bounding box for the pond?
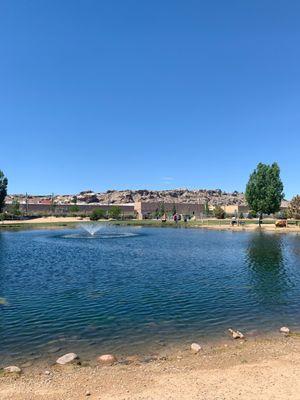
[1,226,300,364]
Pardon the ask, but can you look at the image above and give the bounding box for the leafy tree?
[9,200,21,216]
[69,205,79,213]
[288,195,300,220]
[213,205,226,219]
[50,193,56,213]
[71,196,78,204]
[90,208,106,221]
[172,203,177,215]
[245,163,284,225]
[108,206,121,219]
[204,201,210,216]
[159,202,165,216]
[0,170,8,213]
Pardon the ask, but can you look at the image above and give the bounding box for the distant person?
[173,214,178,223]
[161,213,167,222]
[231,216,237,226]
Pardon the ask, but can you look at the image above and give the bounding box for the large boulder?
[275,220,287,228]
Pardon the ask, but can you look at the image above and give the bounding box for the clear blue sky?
[1,1,299,198]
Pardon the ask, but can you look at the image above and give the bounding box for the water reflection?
[246,233,289,305]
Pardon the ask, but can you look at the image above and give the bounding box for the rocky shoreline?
[1,327,300,400]
[0,326,293,377]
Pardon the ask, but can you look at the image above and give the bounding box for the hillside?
[75,189,246,206]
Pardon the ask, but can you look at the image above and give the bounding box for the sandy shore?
[1,336,300,399]
[197,223,300,233]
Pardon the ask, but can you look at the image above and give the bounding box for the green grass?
[1,218,298,231]
[0,221,79,231]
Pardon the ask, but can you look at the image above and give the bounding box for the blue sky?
[1,1,299,198]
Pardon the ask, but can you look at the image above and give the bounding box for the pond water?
[1,226,300,365]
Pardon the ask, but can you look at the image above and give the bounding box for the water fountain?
[78,223,104,236]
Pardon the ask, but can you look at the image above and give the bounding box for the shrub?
[248,210,257,219]
[69,205,79,213]
[108,206,121,219]
[213,206,226,219]
[90,208,106,221]
[8,200,21,217]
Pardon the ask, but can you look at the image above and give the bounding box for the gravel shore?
[1,336,300,399]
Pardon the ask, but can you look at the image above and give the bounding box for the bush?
[248,210,257,219]
[8,200,21,217]
[90,208,106,221]
[213,206,226,219]
[108,206,121,219]
[69,205,79,213]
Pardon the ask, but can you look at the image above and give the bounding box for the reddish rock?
[97,354,117,365]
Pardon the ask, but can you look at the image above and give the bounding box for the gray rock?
[4,366,21,374]
[228,328,245,339]
[190,343,202,353]
[280,326,290,334]
[56,353,78,365]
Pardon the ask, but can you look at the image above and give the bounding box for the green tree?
[204,201,210,216]
[69,205,80,213]
[172,203,177,215]
[245,163,284,225]
[10,199,21,216]
[0,170,8,213]
[288,195,300,220]
[213,205,226,219]
[159,202,165,217]
[90,208,106,221]
[108,206,121,219]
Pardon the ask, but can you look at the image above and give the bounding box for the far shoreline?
[1,216,300,234]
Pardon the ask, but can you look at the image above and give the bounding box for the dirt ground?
[1,336,300,400]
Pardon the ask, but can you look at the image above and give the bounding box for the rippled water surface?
[1,226,300,364]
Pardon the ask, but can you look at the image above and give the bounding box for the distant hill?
[75,189,246,206]
[7,189,290,208]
